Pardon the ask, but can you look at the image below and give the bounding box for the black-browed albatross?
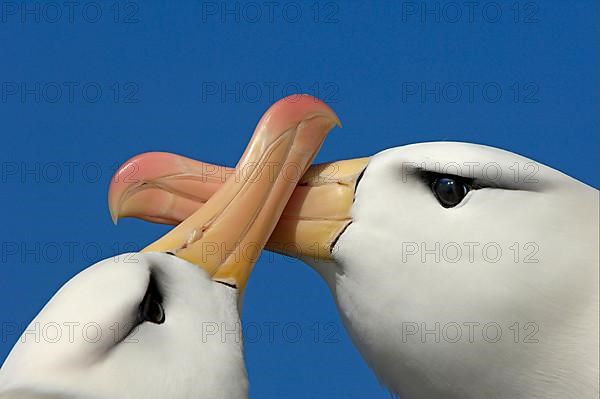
[109,138,599,398]
[0,95,340,399]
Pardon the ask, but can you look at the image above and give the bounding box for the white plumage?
[306,142,599,398]
[102,139,600,398]
[0,253,248,399]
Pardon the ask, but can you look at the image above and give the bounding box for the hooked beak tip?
[110,209,119,225]
[108,185,122,225]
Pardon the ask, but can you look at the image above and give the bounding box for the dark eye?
[432,176,469,208]
[137,274,165,324]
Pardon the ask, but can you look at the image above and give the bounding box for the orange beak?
[109,118,369,267]
[138,95,341,292]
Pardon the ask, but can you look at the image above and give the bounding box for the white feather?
[0,253,248,399]
[307,142,599,398]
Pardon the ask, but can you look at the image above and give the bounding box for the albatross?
[108,131,599,397]
[0,95,339,399]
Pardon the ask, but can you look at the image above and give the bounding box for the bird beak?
[109,150,369,263]
[139,95,340,292]
[266,156,369,260]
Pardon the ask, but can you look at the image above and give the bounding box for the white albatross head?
[0,253,247,399]
[312,142,599,398]
[107,140,599,398]
[0,94,340,399]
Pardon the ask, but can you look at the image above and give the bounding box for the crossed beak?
[135,96,339,291]
[109,100,369,288]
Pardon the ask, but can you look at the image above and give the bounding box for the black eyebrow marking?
[414,166,536,192]
[136,271,165,324]
[107,271,164,351]
[420,170,477,189]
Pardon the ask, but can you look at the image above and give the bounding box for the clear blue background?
[0,1,597,397]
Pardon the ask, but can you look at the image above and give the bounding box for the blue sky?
[0,1,597,397]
